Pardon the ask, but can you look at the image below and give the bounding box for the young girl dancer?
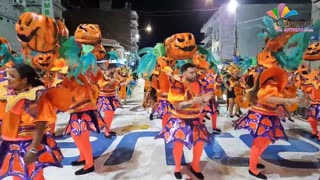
[235,67,308,179]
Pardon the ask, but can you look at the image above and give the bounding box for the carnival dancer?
[224,64,242,118]
[118,66,130,104]
[142,74,157,113]
[150,66,174,127]
[301,69,320,141]
[156,63,212,179]
[96,63,121,138]
[281,71,298,122]
[62,69,104,175]
[194,55,221,133]
[0,64,72,180]
[47,62,68,135]
[234,67,308,179]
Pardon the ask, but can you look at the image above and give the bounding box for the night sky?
[62,0,310,48]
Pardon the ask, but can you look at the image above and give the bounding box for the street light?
[228,0,238,13]
[228,0,238,54]
[146,25,152,32]
[136,25,152,42]
[135,34,140,40]
[139,25,152,32]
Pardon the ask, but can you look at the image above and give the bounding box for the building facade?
[201,4,235,61]
[0,0,65,51]
[201,3,312,61]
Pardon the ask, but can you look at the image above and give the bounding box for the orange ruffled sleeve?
[159,72,170,93]
[0,101,5,121]
[36,88,73,124]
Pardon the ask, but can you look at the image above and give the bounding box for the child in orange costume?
[234,67,308,179]
[96,63,121,138]
[62,72,104,175]
[0,64,72,180]
[156,63,212,180]
[301,70,320,141]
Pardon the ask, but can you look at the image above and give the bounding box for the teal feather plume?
[0,44,24,66]
[197,46,221,73]
[239,57,254,75]
[107,51,119,61]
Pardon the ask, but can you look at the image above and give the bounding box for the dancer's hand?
[296,97,310,107]
[286,97,309,107]
[193,96,204,104]
[24,150,37,165]
[202,93,214,103]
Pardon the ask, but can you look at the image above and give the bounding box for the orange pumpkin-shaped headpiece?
[55,18,69,38]
[92,44,106,61]
[257,49,278,68]
[259,67,288,92]
[303,41,320,61]
[32,50,59,71]
[164,33,197,60]
[74,24,102,44]
[157,56,175,70]
[16,12,59,52]
[192,53,209,69]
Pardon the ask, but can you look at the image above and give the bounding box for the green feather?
[82,44,94,55]
[153,43,166,57]
[138,47,154,55]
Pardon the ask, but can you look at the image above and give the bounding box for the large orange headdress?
[16,12,59,52]
[259,67,288,92]
[164,33,197,60]
[192,53,209,69]
[74,24,102,44]
[303,41,320,61]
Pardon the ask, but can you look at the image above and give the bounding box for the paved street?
[28,79,320,180]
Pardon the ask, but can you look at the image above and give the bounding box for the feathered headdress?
[0,44,24,66]
[197,46,221,73]
[136,43,166,77]
[59,36,98,84]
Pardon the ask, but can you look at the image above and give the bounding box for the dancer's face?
[183,67,197,82]
[6,68,28,91]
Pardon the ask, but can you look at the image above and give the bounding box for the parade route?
[39,80,320,180]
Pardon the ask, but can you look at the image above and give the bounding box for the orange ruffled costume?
[155,75,210,173]
[0,84,72,180]
[235,67,288,176]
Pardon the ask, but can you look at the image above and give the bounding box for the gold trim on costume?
[0,86,45,112]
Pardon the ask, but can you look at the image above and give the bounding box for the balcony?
[131,11,138,20]
[131,19,138,27]
[201,34,212,44]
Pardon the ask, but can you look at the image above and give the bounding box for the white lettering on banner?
[42,0,54,17]
[57,130,320,168]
